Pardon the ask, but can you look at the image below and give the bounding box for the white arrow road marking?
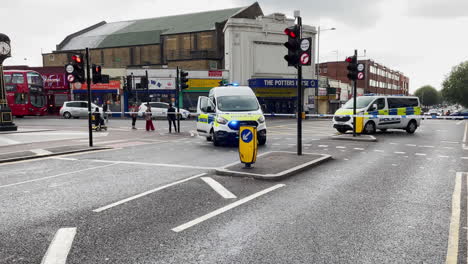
[93,173,207,212]
[201,177,237,199]
[41,227,76,264]
[172,184,285,232]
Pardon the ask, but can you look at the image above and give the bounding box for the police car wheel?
[380,129,387,132]
[258,136,266,145]
[364,121,376,134]
[406,121,417,134]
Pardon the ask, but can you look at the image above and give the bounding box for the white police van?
[196,84,267,146]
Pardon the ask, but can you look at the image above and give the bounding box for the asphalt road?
[0,117,467,263]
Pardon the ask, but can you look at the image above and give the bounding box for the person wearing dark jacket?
[167,103,177,133]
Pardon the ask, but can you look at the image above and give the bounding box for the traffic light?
[72,54,85,83]
[346,55,358,81]
[283,25,300,66]
[180,70,189,90]
[92,64,102,84]
[126,75,133,91]
[140,76,148,89]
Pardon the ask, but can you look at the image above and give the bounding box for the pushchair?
[92,112,107,131]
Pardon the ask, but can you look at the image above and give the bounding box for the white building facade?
[224,13,317,114]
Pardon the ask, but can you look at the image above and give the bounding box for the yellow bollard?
[355,117,364,133]
[239,126,257,168]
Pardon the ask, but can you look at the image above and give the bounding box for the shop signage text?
[248,78,318,88]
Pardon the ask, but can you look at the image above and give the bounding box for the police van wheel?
[406,121,417,134]
[206,136,212,141]
[336,128,347,133]
[364,121,376,134]
[258,136,266,146]
[207,130,213,141]
[213,133,221,146]
[379,129,387,132]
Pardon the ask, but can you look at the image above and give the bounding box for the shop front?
[72,80,122,114]
[183,78,223,112]
[248,78,318,114]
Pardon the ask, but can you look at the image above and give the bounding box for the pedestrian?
[145,106,155,131]
[130,103,138,129]
[167,103,177,133]
[103,101,109,123]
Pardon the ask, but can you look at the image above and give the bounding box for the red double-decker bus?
[3,70,47,117]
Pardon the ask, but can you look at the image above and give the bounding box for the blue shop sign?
[248,78,318,88]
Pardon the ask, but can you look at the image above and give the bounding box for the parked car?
[425,109,441,116]
[450,109,468,120]
[138,102,190,119]
[60,101,103,119]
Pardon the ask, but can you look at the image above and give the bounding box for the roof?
[58,5,257,51]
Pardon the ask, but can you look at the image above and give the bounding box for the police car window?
[388,98,418,108]
[217,96,259,111]
[376,98,385,109]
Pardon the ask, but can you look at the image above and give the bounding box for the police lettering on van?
[333,95,421,134]
[196,85,267,146]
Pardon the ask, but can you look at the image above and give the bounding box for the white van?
[333,95,422,134]
[196,85,267,146]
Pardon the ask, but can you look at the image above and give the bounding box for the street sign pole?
[86,48,93,147]
[352,49,357,137]
[297,16,303,156]
[145,70,149,106]
[176,66,180,133]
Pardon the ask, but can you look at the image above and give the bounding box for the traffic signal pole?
[145,70,149,106]
[297,16,303,156]
[86,48,93,147]
[176,66,180,133]
[352,49,357,137]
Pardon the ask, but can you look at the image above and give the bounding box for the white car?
[60,101,103,119]
[138,102,190,119]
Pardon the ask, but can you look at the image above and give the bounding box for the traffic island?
[330,133,377,142]
[0,145,111,163]
[216,151,332,180]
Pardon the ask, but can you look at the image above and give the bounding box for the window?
[217,96,259,111]
[27,72,43,86]
[15,93,28,104]
[4,74,11,83]
[388,98,419,108]
[30,94,45,108]
[376,98,386,109]
[343,96,375,109]
[12,73,24,84]
[79,102,88,108]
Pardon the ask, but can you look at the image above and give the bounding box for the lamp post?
[315,26,336,114]
[0,33,17,131]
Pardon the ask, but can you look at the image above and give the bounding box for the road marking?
[446,172,463,264]
[172,184,285,232]
[287,144,295,146]
[41,227,76,264]
[415,153,427,156]
[273,143,281,146]
[0,137,20,144]
[353,148,364,150]
[93,173,206,212]
[389,142,399,145]
[201,177,237,199]
[405,144,417,147]
[392,164,397,166]
[444,147,455,150]
[336,146,346,149]
[442,141,460,144]
[462,157,468,160]
[31,149,53,156]
[318,145,328,148]
[89,159,216,170]
[52,157,78,161]
[304,144,312,147]
[456,120,464,125]
[344,158,349,161]
[394,151,406,154]
[439,155,450,158]
[373,149,384,152]
[0,164,116,189]
[420,145,435,148]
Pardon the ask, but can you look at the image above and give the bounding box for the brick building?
[42,3,263,70]
[318,59,409,96]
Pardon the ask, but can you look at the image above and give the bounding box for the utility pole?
[146,70,149,106]
[86,48,93,147]
[352,49,357,137]
[297,15,303,155]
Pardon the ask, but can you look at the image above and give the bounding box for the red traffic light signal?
[346,55,358,80]
[284,28,298,38]
[72,55,82,63]
[283,25,301,67]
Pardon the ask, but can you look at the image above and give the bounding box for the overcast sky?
[1,0,467,93]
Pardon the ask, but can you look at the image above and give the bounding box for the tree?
[442,61,468,108]
[414,85,440,106]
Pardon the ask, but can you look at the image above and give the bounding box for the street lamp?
[316,26,336,80]
[314,26,336,114]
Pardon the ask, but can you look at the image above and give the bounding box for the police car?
[196,84,267,146]
[333,95,422,134]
